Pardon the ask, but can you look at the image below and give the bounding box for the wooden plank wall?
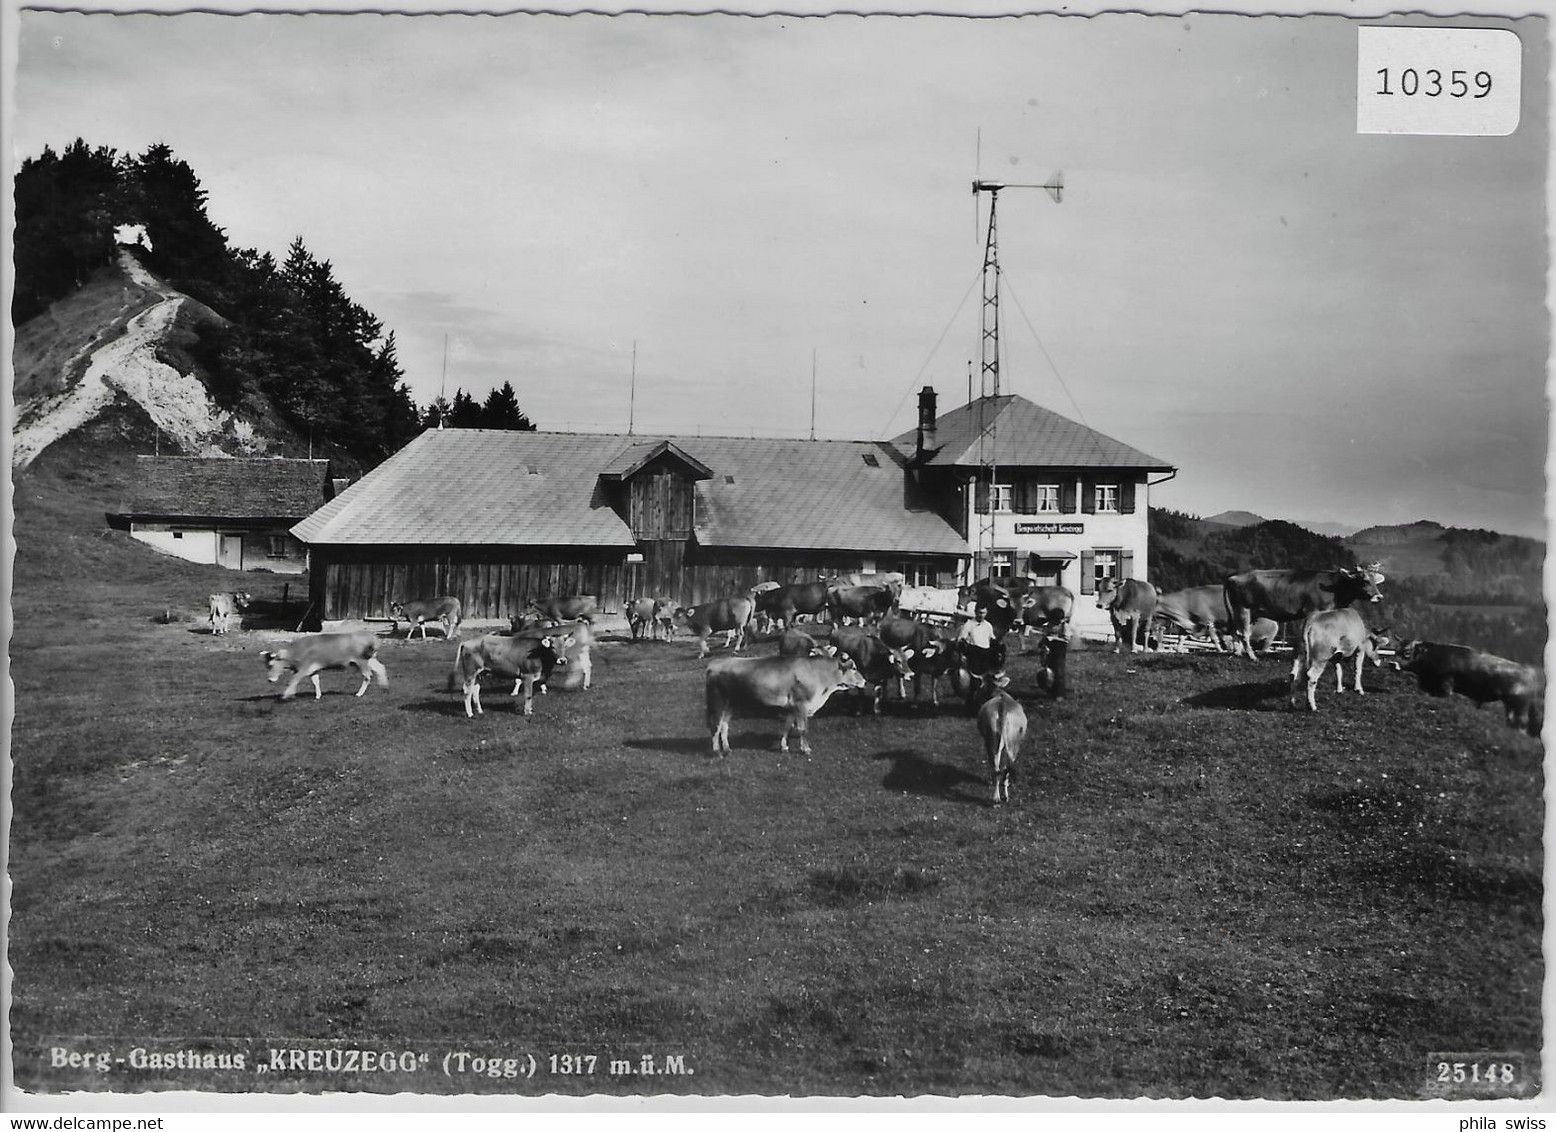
[319,552,964,620]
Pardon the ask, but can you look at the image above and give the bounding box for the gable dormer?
[598,440,712,541]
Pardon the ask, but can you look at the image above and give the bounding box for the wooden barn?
[291,388,1175,632]
[108,456,335,574]
[291,428,969,622]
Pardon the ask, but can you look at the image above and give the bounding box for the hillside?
[12,248,306,470]
[13,139,422,472]
[1149,508,1546,664]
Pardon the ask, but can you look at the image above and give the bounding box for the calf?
[976,687,1028,805]
[389,596,462,640]
[261,632,388,701]
[705,654,868,756]
[675,596,755,658]
[1290,609,1390,711]
[208,591,252,635]
[1394,640,1544,736]
[451,632,569,716]
[1096,578,1157,654]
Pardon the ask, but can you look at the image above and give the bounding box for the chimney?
[916,385,938,457]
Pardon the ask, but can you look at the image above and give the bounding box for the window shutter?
[1017,477,1036,514]
[1061,479,1077,514]
[1121,479,1137,515]
[1081,477,1096,515]
[974,479,990,514]
[1080,549,1096,594]
[1121,549,1135,579]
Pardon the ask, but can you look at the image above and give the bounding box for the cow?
[1289,609,1391,711]
[261,632,388,701]
[1149,588,1280,655]
[516,617,595,692]
[705,654,869,756]
[388,596,462,641]
[1223,567,1383,659]
[826,584,896,626]
[450,632,568,717]
[962,583,1020,639]
[878,614,962,708]
[777,628,833,657]
[1014,586,1075,654]
[977,687,1028,806]
[654,600,681,640]
[1150,586,1230,650]
[824,625,915,714]
[829,571,906,597]
[1393,640,1545,736]
[524,594,600,625]
[208,591,251,635]
[754,582,832,634]
[1096,578,1158,654]
[627,598,678,642]
[676,596,755,658]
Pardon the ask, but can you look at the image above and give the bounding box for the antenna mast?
[810,349,817,441]
[970,172,1064,580]
[629,340,638,436]
[438,335,449,430]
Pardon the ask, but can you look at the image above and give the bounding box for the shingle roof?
[889,394,1174,471]
[293,429,969,556]
[119,456,332,520]
[293,430,638,547]
[598,439,713,481]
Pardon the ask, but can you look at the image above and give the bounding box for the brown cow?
[705,654,868,755]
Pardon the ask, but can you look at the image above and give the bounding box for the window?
[267,535,291,559]
[990,549,1015,574]
[991,484,1013,512]
[1095,483,1120,513]
[1036,484,1061,513]
[1093,550,1120,590]
[861,453,880,468]
[171,531,183,540]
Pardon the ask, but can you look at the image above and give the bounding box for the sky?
[8,5,1550,538]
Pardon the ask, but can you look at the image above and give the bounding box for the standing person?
[957,604,1007,684]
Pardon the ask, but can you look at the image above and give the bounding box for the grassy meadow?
[7,452,1545,1099]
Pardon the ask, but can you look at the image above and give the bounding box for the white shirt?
[959,618,996,649]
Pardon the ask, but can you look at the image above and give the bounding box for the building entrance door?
[218,533,243,570]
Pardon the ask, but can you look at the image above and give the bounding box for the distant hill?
[1347,521,1543,598]
[1149,509,1353,593]
[1202,509,1264,527]
[1292,519,1360,538]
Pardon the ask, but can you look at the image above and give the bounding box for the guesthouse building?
[292,388,1173,637]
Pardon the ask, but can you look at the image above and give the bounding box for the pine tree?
[447,389,483,428]
[480,381,536,430]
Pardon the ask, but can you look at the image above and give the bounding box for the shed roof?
[293,429,969,556]
[119,456,332,520]
[890,394,1174,471]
